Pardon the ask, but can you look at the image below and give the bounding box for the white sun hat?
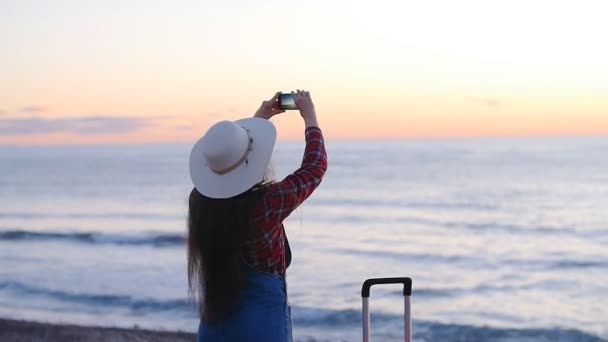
[189,118,277,199]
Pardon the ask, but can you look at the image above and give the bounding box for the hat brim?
[189,118,277,199]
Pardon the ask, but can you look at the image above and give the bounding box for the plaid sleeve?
[264,126,328,225]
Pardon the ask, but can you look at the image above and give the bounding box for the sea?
[0,136,607,342]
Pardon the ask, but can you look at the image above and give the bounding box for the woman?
[187,90,327,341]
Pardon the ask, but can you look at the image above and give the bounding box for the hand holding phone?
[278,93,298,110]
[254,92,285,120]
[291,90,318,128]
[265,90,318,127]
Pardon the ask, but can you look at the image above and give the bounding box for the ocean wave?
[332,247,471,264]
[293,307,606,341]
[416,321,607,342]
[0,229,185,247]
[333,247,608,274]
[411,288,455,298]
[549,260,608,269]
[0,281,604,341]
[394,279,577,299]
[310,214,601,238]
[502,257,608,271]
[0,280,194,313]
[311,198,499,211]
[0,212,181,220]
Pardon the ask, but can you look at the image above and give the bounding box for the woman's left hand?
[254,92,285,120]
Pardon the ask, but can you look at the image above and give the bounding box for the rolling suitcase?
[361,277,412,342]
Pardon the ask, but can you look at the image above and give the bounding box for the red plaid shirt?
[242,127,327,275]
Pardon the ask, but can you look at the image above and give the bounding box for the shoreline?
[0,318,333,342]
[0,318,197,342]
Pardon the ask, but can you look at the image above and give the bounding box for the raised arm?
[266,126,327,222]
[263,90,328,224]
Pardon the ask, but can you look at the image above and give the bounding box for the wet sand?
[0,318,333,341]
[0,318,196,342]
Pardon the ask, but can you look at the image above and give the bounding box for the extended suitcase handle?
[361,277,412,297]
[361,277,413,342]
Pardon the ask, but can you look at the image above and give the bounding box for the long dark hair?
[187,184,265,324]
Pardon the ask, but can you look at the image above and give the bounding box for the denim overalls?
[197,239,293,341]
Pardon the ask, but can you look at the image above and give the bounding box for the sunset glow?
[1,0,607,145]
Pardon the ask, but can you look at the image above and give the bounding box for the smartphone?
[278,93,298,110]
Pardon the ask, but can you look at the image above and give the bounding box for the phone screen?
[278,93,297,110]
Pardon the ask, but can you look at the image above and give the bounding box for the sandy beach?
[0,318,197,342]
[0,319,335,342]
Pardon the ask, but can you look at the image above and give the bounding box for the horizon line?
[1,133,606,148]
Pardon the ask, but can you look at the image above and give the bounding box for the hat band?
[209,135,253,175]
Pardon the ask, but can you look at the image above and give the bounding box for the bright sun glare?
[350,0,608,64]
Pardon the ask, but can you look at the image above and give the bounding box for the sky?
[1,0,607,145]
